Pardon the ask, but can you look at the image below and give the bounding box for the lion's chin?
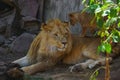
[57,45,67,52]
[57,48,66,51]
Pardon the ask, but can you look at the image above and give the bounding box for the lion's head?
[27,19,72,62]
[69,12,80,26]
[40,19,72,54]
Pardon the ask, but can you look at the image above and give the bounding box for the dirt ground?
[0,51,120,80]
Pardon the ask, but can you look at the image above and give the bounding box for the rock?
[12,0,40,34]
[0,19,7,33]
[21,16,40,34]
[0,47,9,62]
[0,61,7,80]
[2,36,17,48]
[110,57,120,80]
[5,40,11,44]
[0,9,16,37]
[0,46,24,62]
[111,70,120,80]
[8,36,17,42]
[1,10,16,24]
[37,0,44,23]
[10,33,35,54]
[0,35,5,45]
[22,16,38,21]
[17,0,39,18]
[0,47,7,54]
[0,0,15,18]
[23,20,39,34]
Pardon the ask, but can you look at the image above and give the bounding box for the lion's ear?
[41,23,47,30]
[63,21,70,27]
[69,13,74,18]
[41,23,52,32]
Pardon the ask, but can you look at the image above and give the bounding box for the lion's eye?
[54,33,58,36]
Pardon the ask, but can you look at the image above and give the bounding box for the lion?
[8,19,72,75]
[69,11,97,37]
[7,19,118,78]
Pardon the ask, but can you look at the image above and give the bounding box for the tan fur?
[11,19,118,75]
[69,12,97,37]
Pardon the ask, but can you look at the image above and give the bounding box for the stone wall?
[43,0,84,34]
[44,0,83,21]
[0,0,85,55]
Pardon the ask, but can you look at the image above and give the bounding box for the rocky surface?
[0,35,5,45]
[0,20,6,33]
[0,56,120,80]
[10,33,35,54]
[0,33,35,63]
[30,57,120,80]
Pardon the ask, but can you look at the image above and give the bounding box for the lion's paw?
[69,63,87,72]
[6,67,24,79]
[88,63,96,69]
[4,63,24,80]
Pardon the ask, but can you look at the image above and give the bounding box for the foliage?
[90,66,105,80]
[82,0,120,53]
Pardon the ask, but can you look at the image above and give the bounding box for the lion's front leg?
[69,57,112,72]
[69,59,95,72]
[21,61,56,75]
[13,56,30,67]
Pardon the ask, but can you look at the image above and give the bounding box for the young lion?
[69,11,97,37]
[7,19,116,78]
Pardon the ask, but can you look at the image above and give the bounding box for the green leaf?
[112,30,120,43]
[105,30,110,37]
[118,22,120,28]
[87,4,99,13]
[90,69,99,80]
[104,43,111,54]
[110,8,117,17]
[105,0,113,3]
[97,30,109,38]
[95,71,99,76]
[105,17,117,27]
[116,0,120,4]
[101,2,112,10]
[97,18,104,28]
[82,0,86,4]
[98,42,112,53]
[98,43,106,53]
[89,0,95,5]
[102,10,110,17]
[112,35,119,43]
[116,6,120,13]
[95,7,102,14]
[101,32,105,37]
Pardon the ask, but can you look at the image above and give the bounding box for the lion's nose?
[62,42,67,45]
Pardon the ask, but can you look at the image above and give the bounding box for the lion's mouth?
[57,48,65,51]
[57,44,67,51]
